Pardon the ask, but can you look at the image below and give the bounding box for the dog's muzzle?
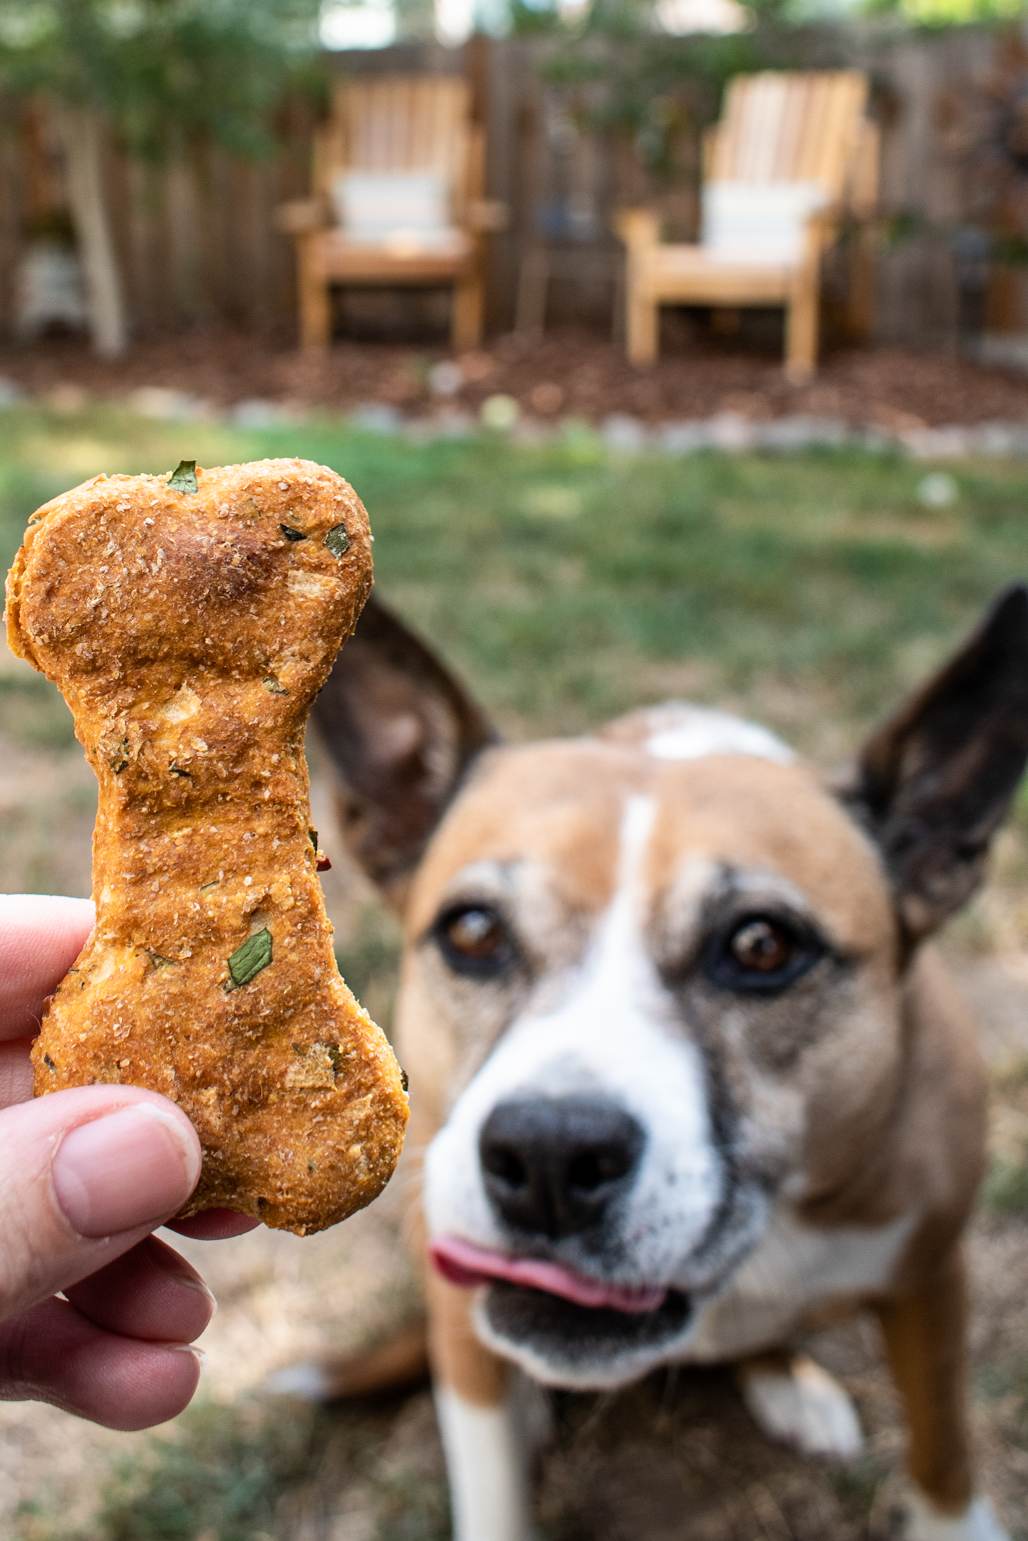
[429,1092,699,1387]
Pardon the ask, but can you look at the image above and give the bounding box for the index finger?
[0,895,94,1040]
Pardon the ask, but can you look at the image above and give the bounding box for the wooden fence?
[1,23,1025,349]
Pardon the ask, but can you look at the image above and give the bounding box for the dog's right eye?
[433,904,516,980]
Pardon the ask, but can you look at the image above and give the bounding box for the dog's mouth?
[431,1235,668,1314]
[431,1236,693,1377]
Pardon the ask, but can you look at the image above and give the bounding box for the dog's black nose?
[479,1096,645,1239]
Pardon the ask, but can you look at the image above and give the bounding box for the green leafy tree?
[0,0,323,356]
[863,0,1023,19]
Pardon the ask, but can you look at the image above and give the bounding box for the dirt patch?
[4,329,1028,429]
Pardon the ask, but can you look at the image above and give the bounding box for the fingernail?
[53,1105,201,1238]
[164,1344,206,1365]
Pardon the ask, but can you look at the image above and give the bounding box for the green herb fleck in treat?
[42,1052,57,1072]
[280,524,307,542]
[324,523,350,558]
[168,459,198,493]
[227,928,273,989]
[400,1066,409,1093]
[199,880,219,892]
[168,760,192,777]
[328,1044,344,1079]
[308,827,318,851]
[263,675,288,695]
[110,739,130,774]
[145,950,176,969]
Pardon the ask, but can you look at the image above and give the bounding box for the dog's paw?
[740,1353,864,1460]
[898,1491,1010,1541]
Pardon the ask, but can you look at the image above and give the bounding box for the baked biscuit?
[5,457,409,1234]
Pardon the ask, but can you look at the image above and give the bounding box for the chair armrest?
[798,204,847,264]
[614,207,661,251]
[808,203,844,232]
[275,198,329,236]
[467,199,509,234]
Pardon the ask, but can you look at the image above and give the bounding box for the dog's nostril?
[483,1144,526,1190]
[567,1147,630,1192]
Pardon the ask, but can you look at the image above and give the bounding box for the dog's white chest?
[681,1209,916,1363]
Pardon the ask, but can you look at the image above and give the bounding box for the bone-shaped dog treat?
[5,458,409,1234]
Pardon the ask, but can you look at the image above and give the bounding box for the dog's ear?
[840,584,1028,945]
[313,594,499,906]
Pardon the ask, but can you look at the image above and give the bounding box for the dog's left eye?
[705,913,821,994]
[434,904,516,979]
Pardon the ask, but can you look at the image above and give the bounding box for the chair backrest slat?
[710,70,869,200]
[745,74,781,182]
[774,74,808,183]
[315,75,473,195]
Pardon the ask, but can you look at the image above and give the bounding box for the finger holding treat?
[5,457,409,1236]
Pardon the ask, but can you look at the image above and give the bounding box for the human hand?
[0,894,255,1428]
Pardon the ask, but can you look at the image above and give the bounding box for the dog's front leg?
[875,1252,1009,1541]
[428,1270,534,1541]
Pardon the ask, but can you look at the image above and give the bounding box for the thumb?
[0,1087,202,1322]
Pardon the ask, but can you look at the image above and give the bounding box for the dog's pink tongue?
[431,1236,667,1315]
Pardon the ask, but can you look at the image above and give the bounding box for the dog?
[294,583,1027,1540]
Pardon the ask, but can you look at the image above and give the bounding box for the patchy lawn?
[2,404,1026,1541]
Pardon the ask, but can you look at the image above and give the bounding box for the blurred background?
[1,2,1027,1538]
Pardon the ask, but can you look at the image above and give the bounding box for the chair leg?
[452,273,485,353]
[297,238,331,350]
[626,288,659,366]
[786,273,819,382]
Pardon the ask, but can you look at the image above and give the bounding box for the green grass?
[14,1394,450,1541]
[2,403,1027,1541]
[335,902,404,1027]
[2,404,1026,756]
[15,1400,315,1541]
[0,673,78,751]
[983,1158,1028,1218]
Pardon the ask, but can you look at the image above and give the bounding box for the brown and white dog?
[299,584,1027,1541]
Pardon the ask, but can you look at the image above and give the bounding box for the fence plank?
[1,23,1025,349]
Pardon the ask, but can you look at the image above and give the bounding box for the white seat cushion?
[701,180,827,265]
[330,170,454,246]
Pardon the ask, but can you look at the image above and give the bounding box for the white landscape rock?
[917,471,959,508]
[601,413,649,452]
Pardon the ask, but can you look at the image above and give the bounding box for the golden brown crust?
[5,458,409,1235]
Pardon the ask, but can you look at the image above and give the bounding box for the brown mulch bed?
[3,326,1028,428]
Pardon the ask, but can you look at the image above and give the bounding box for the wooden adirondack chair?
[277,75,505,352]
[618,70,879,379]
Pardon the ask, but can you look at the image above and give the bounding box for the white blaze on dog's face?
[400,712,899,1389]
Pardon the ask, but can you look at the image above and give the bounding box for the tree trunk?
[55,103,128,358]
